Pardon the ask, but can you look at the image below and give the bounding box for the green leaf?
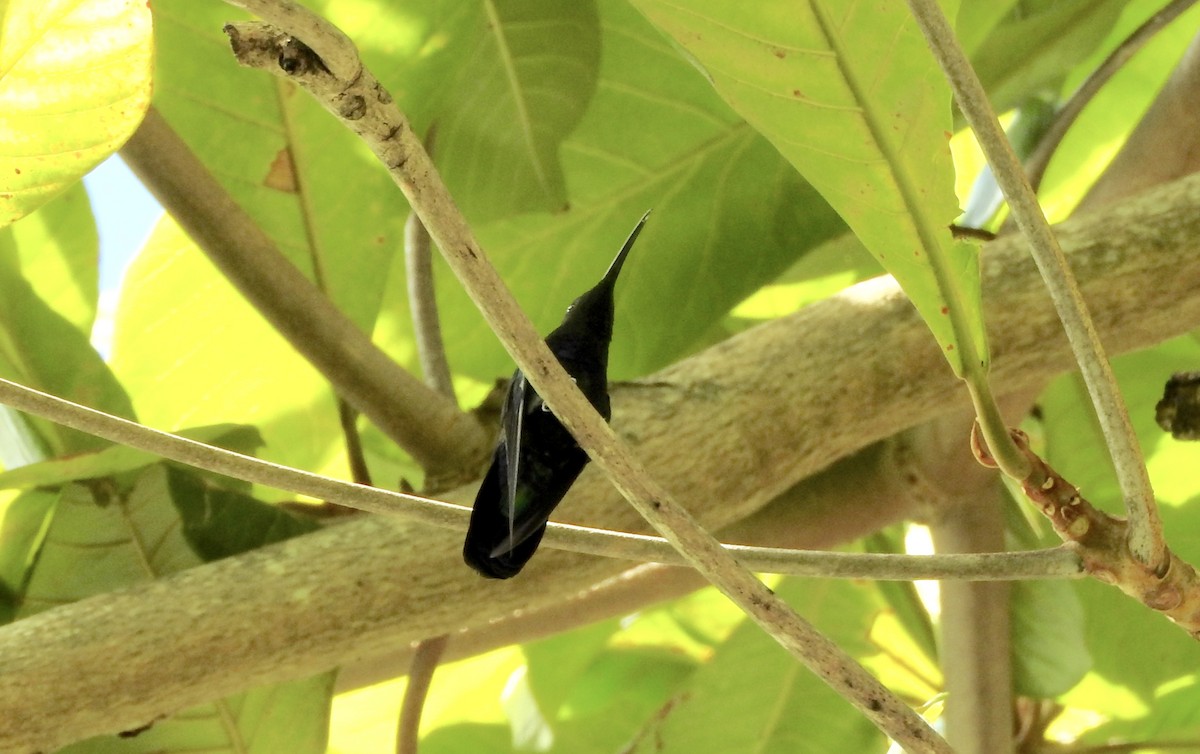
[19,474,198,617]
[1079,682,1200,746]
[414,0,847,381]
[866,530,938,662]
[1042,335,1200,514]
[110,220,347,480]
[152,0,402,333]
[971,0,1124,115]
[0,237,134,456]
[0,406,47,468]
[421,724,513,754]
[431,0,602,221]
[954,0,1021,55]
[2,183,99,332]
[0,424,262,490]
[1070,577,1200,709]
[0,488,55,609]
[628,0,985,377]
[559,647,695,720]
[166,465,318,561]
[1010,579,1090,697]
[0,0,153,226]
[1037,337,1200,704]
[523,618,620,720]
[627,579,886,753]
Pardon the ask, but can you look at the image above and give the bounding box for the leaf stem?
[906,0,1165,570]
[396,635,447,754]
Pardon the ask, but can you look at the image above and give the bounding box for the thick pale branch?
[120,108,489,477]
[2,170,1200,752]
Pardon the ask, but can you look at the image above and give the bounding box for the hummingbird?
[463,211,650,579]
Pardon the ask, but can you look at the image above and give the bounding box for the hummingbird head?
[545,211,649,360]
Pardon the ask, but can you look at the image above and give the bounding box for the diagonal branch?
[221,15,950,751]
[120,108,489,478]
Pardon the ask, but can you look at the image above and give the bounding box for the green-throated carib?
[463,212,649,578]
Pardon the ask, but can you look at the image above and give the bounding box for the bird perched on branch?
[464,211,650,578]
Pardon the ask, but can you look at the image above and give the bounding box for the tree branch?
[907,0,1164,571]
[2,166,1200,751]
[119,108,489,478]
[223,16,950,752]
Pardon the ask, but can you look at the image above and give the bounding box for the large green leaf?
[2,183,98,332]
[1038,0,1200,219]
[1042,335,1200,515]
[1010,579,1090,697]
[628,0,985,377]
[430,0,601,221]
[0,0,153,226]
[19,471,200,617]
[523,619,620,722]
[0,488,55,613]
[151,0,403,332]
[330,0,600,222]
[626,579,886,753]
[0,182,107,462]
[165,465,318,561]
[1078,681,1200,747]
[0,231,133,456]
[110,220,346,480]
[409,0,847,382]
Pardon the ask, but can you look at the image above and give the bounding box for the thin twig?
[0,375,1083,581]
[396,635,447,754]
[1025,0,1199,192]
[222,16,952,751]
[400,124,452,754]
[405,128,456,403]
[336,401,372,486]
[906,0,1165,571]
[120,108,489,478]
[406,212,455,400]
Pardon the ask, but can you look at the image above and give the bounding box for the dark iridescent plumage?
[464,212,649,578]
